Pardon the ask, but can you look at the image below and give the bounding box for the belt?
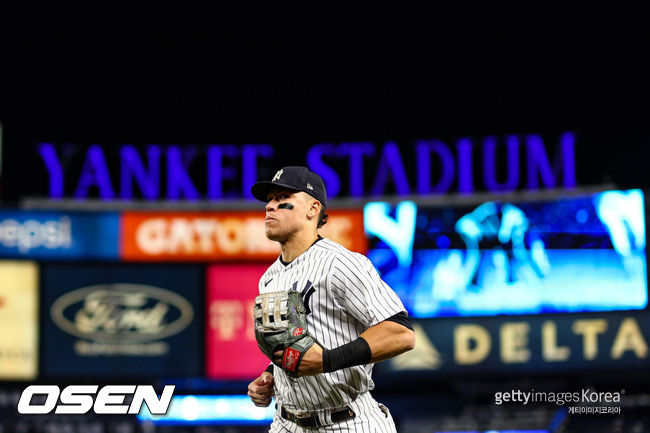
[280,405,356,428]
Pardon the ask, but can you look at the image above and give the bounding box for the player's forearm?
[321,320,415,373]
[360,320,415,363]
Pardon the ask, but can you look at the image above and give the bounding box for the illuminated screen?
[137,395,274,425]
[435,431,548,433]
[364,190,648,317]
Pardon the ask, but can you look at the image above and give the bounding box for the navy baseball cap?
[251,166,328,209]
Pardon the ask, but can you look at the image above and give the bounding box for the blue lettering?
[207,145,238,199]
[306,144,341,197]
[483,135,520,191]
[242,144,274,199]
[526,135,554,189]
[38,132,578,200]
[371,141,410,196]
[167,146,200,200]
[38,143,64,199]
[120,145,160,200]
[526,133,577,190]
[457,138,474,194]
[560,131,577,188]
[74,144,114,199]
[415,140,454,194]
[339,142,375,197]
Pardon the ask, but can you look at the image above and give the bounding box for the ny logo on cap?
[272,169,283,182]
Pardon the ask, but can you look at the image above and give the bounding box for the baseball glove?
[254,290,316,377]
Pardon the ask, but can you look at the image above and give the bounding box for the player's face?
[264,188,310,242]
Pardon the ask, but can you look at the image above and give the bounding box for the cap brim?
[250,181,302,202]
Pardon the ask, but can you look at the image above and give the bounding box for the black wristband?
[322,337,372,373]
[264,363,274,374]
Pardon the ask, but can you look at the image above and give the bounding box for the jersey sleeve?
[329,253,406,327]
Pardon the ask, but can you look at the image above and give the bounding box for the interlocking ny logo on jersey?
[292,280,315,315]
[272,169,283,182]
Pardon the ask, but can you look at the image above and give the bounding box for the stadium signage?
[0,211,120,259]
[205,264,271,379]
[0,216,71,253]
[121,210,366,261]
[50,284,194,342]
[37,131,576,200]
[451,318,646,365]
[389,312,650,374]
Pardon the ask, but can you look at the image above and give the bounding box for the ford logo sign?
[50,284,194,342]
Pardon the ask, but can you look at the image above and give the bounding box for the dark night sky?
[1,13,649,200]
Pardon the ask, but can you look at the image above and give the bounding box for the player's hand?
[273,344,324,377]
[247,372,274,407]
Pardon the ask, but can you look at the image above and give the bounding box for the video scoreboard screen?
[364,189,647,318]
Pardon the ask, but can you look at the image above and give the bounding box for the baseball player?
[247,166,415,432]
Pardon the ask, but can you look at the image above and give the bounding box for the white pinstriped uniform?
[258,238,405,432]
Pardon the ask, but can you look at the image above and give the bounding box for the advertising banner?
[122,209,366,262]
[0,210,120,260]
[0,261,39,380]
[206,264,270,379]
[381,311,650,377]
[41,263,202,378]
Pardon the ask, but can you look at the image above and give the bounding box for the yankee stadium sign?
[36,131,576,201]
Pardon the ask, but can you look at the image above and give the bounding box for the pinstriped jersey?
[258,237,406,412]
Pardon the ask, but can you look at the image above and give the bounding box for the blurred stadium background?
[2,15,650,433]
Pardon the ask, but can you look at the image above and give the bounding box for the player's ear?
[306,199,320,219]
